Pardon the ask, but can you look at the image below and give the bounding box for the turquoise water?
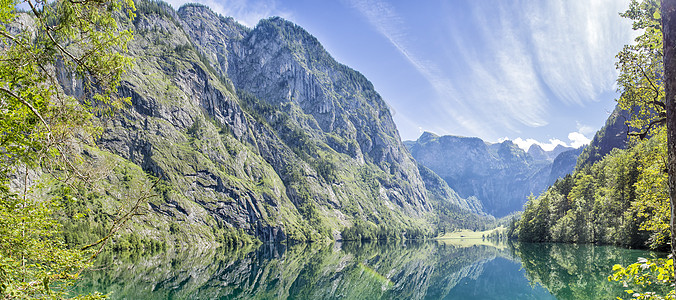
[74,240,663,299]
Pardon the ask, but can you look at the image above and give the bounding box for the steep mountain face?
[406,132,581,217]
[177,7,428,210]
[527,144,548,161]
[416,163,485,214]
[57,2,483,245]
[548,147,585,184]
[576,105,630,168]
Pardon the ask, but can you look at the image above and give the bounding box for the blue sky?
[165,0,637,151]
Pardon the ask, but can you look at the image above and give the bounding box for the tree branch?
[628,117,666,139]
[0,86,50,133]
[80,177,161,258]
[636,61,666,110]
[27,0,97,86]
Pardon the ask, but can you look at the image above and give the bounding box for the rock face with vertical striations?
[177,9,429,210]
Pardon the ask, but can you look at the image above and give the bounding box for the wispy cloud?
[164,0,292,27]
[576,122,596,137]
[348,0,634,142]
[458,3,550,129]
[347,0,556,138]
[346,0,491,137]
[521,0,635,106]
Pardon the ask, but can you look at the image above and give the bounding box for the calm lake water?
[74,240,664,299]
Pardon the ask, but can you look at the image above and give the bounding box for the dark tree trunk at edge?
[663,0,676,292]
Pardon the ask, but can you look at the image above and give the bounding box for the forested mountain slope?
[514,106,666,250]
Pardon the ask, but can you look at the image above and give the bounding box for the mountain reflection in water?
[74,240,663,299]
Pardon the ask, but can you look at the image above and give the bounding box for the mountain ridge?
[405,132,581,217]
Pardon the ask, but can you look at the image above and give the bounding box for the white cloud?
[461,4,550,129]
[512,137,567,152]
[511,128,592,152]
[576,122,596,136]
[164,0,292,27]
[568,131,592,148]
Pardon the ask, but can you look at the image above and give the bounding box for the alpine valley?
[51,1,612,249]
[7,0,676,298]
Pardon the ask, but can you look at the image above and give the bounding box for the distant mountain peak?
[549,144,574,160]
[552,144,568,152]
[408,133,582,217]
[527,144,548,161]
[418,131,439,143]
[527,144,544,153]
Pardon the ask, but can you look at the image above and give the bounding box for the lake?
[74,239,664,299]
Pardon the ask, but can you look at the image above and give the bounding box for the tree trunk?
[662,0,676,294]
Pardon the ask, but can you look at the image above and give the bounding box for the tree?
[617,0,665,140]
[0,0,135,297]
[662,0,676,297]
[608,1,676,298]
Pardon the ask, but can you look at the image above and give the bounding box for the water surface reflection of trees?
[75,241,507,299]
[511,243,664,300]
[74,241,661,299]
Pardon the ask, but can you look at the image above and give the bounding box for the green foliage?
[633,127,669,247]
[609,257,674,300]
[57,163,169,257]
[174,43,194,55]
[294,189,330,241]
[433,199,496,233]
[134,0,174,22]
[313,158,337,183]
[218,228,259,249]
[341,218,432,242]
[517,195,551,242]
[0,188,92,298]
[0,0,135,297]
[616,0,665,139]
[515,132,664,249]
[110,234,166,254]
[186,118,202,138]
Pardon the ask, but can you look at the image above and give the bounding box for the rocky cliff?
[576,105,630,169]
[406,132,580,217]
[57,1,484,246]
